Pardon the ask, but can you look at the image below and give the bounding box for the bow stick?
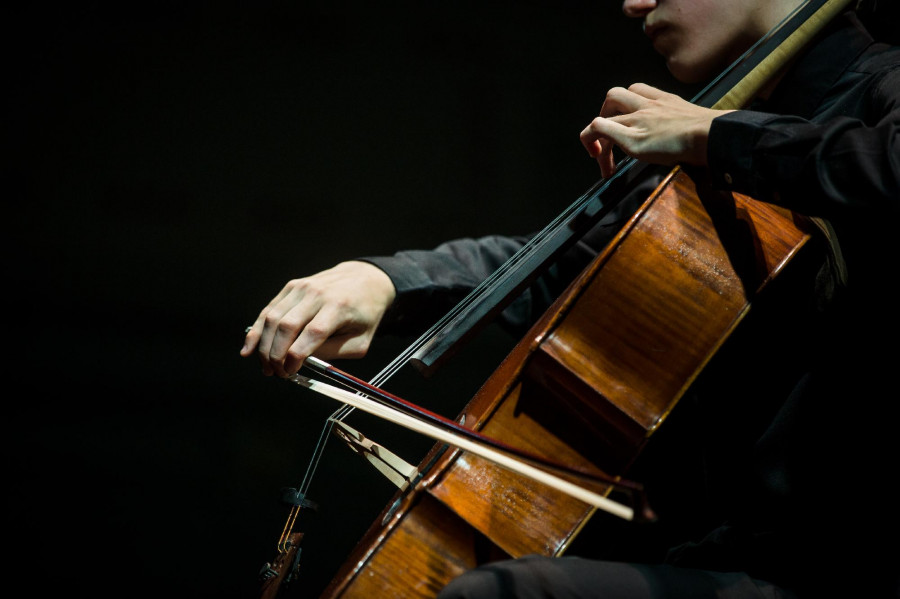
[292,358,652,522]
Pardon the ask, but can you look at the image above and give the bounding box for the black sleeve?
[361,178,657,337]
[706,64,900,220]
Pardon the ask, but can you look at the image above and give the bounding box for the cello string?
[296,409,344,494]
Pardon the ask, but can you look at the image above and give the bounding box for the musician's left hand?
[580,83,733,178]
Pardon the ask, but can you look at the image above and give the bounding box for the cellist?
[242,0,900,597]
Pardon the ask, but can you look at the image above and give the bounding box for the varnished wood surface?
[320,167,815,598]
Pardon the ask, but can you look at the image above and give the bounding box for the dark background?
[11,1,893,598]
[8,3,673,597]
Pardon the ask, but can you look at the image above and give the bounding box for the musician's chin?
[662,52,718,85]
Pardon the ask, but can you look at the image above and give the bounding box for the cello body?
[317,167,818,599]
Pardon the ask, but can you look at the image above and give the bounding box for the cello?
[257,1,852,596]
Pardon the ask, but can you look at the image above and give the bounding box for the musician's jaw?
[630,0,796,84]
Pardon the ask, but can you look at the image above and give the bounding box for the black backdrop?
[9,1,711,598]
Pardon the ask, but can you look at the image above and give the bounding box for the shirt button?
[724,173,733,185]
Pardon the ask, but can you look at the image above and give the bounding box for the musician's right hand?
[240,260,396,377]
